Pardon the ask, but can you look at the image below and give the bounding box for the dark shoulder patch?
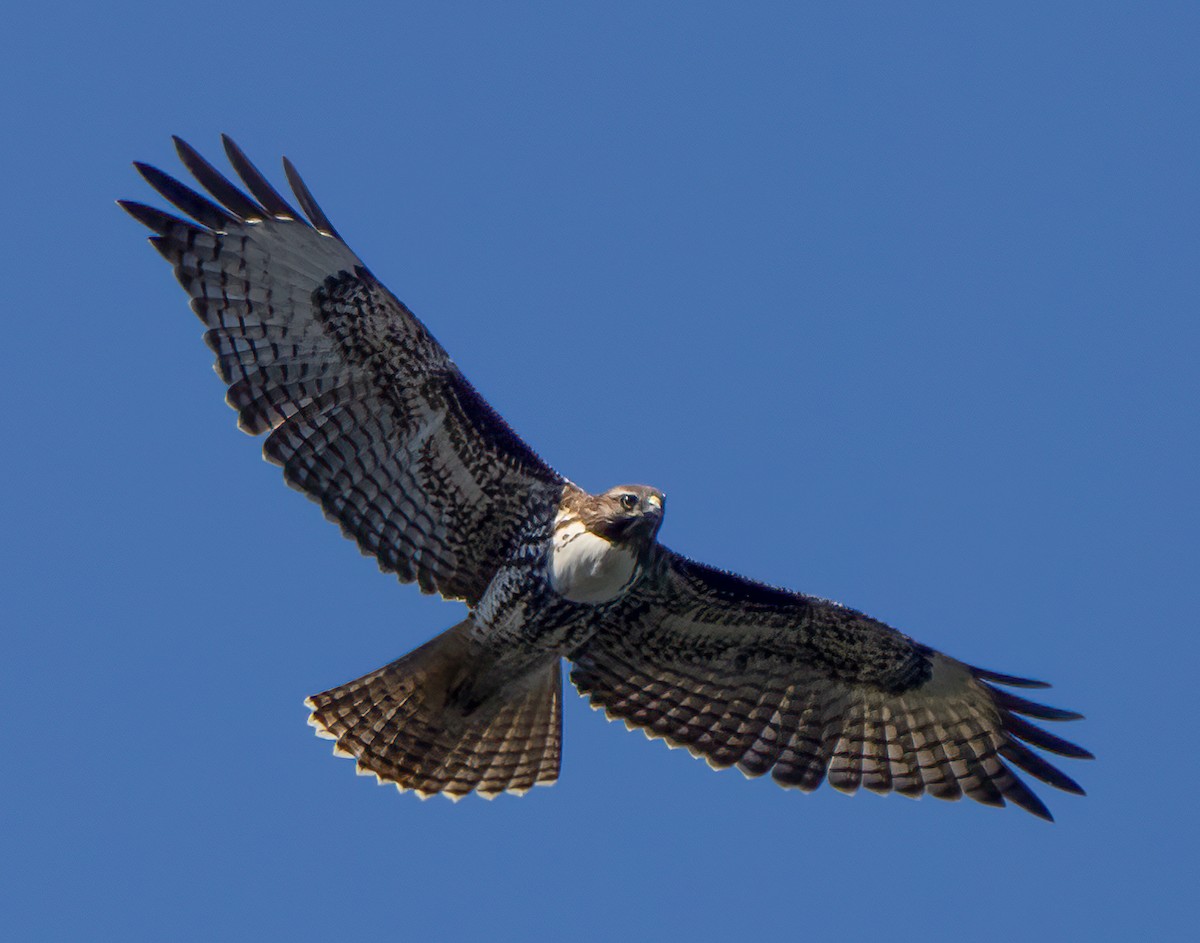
[671,553,813,612]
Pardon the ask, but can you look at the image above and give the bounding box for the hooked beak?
[636,492,665,541]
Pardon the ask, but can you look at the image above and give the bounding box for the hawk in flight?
[122,137,1090,819]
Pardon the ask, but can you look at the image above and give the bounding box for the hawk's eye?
[619,493,638,511]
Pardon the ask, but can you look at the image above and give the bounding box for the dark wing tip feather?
[970,665,1051,689]
[118,199,188,234]
[148,235,179,265]
[986,684,1085,722]
[999,740,1088,796]
[282,156,343,240]
[172,135,264,222]
[1001,776,1055,821]
[1004,713,1094,760]
[133,162,235,231]
[221,134,301,220]
[968,660,1090,810]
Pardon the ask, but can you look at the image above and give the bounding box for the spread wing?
[122,136,564,605]
[571,549,1090,820]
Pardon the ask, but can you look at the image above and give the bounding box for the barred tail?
[305,620,562,799]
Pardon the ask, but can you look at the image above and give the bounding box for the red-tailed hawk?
[122,137,1090,819]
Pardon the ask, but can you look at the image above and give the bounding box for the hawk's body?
[123,137,1091,818]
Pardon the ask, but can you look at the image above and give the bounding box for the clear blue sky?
[3,3,1196,940]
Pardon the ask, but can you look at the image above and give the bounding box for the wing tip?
[1004,713,1094,760]
[970,665,1053,689]
[281,154,344,240]
[985,683,1087,722]
[1008,788,1055,822]
[220,133,301,220]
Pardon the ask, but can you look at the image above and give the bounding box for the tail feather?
[306,620,562,799]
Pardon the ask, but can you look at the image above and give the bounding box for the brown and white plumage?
[123,137,562,606]
[306,621,563,798]
[123,137,1090,818]
[574,552,1088,819]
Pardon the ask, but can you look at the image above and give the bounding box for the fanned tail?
[306,620,562,799]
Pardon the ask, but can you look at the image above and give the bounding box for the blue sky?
[3,3,1196,940]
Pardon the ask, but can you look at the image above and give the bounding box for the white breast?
[549,519,638,604]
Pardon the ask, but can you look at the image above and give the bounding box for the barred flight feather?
[572,550,1090,820]
[125,138,1089,820]
[121,138,565,606]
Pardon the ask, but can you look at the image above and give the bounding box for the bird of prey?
[121,136,1090,820]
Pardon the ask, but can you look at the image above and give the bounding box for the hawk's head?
[551,484,666,604]
[568,484,665,547]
